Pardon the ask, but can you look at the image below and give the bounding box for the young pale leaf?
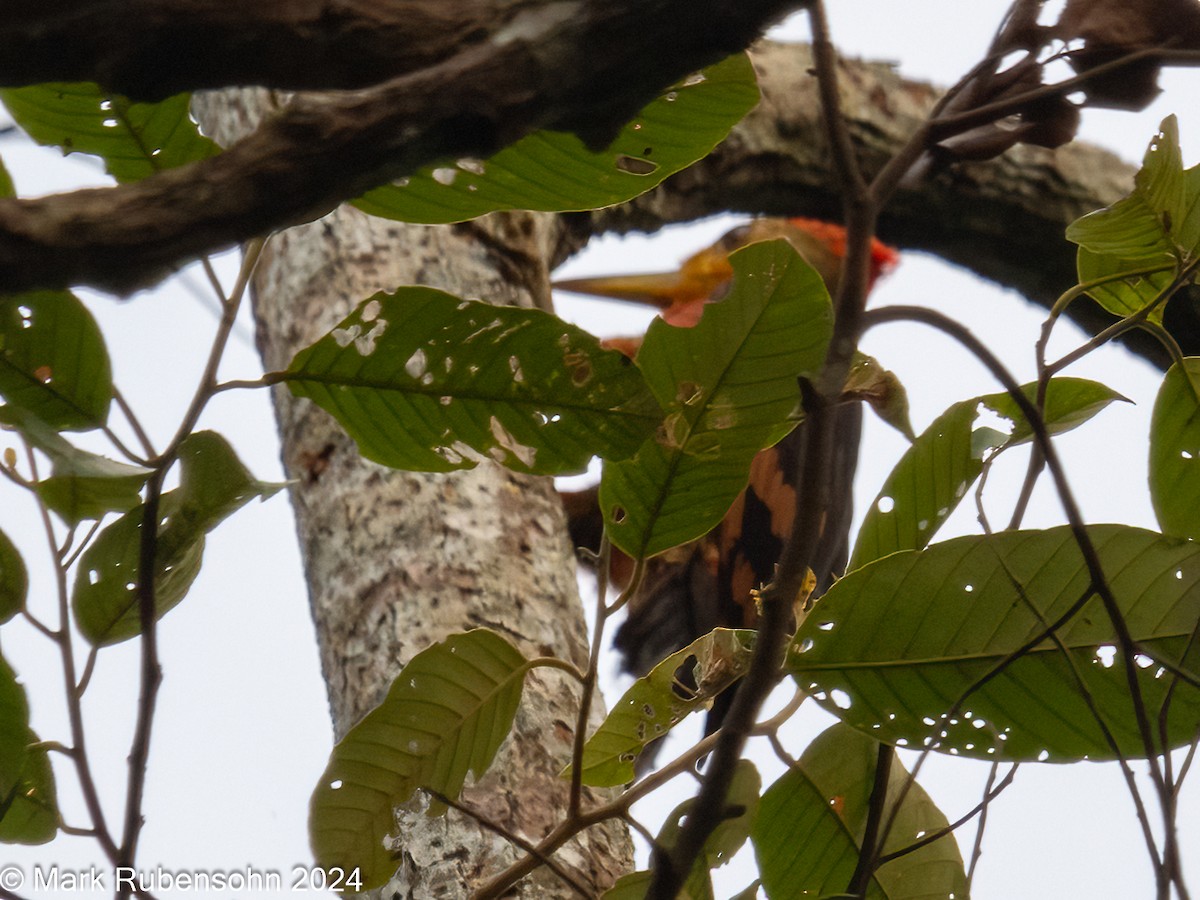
[0,528,27,624]
[850,378,1126,570]
[309,629,527,892]
[1150,358,1200,538]
[284,288,661,475]
[0,656,58,846]
[844,352,915,441]
[601,239,832,559]
[572,628,754,787]
[753,724,966,900]
[0,85,218,182]
[0,406,150,525]
[72,431,282,645]
[353,54,758,224]
[793,526,1200,762]
[0,291,113,431]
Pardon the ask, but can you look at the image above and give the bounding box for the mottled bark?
[195,91,632,898]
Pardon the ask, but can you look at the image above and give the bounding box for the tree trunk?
[194,90,632,898]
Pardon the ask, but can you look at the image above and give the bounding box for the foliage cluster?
[2,6,1200,899]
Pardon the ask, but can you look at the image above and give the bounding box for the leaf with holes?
[0,528,27,624]
[600,240,832,559]
[0,655,58,845]
[572,628,754,786]
[0,291,113,431]
[309,629,528,891]
[71,431,282,645]
[0,85,218,182]
[753,724,965,900]
[284,288,661,475]
[354,54,757,224]
[1066,116,1189,262]
[850,378,1126,570]
[794,526,1200,762]
[1151,358,1200,538]
[0,406,150,525]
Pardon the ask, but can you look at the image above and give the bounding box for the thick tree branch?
[0,0,801,293]
[1,1,792,101]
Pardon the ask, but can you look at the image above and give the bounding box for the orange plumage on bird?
[556,218,899,736]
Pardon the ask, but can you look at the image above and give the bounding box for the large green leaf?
[792,526,1200,762]
[284,288,661,475]
[850,378,1126,570]
[71,431,282,645]
[0,406,150,525]
[600,240,832,559]
[753,724,965,900]
[573,628,754,787]
[0,291,113,431]
[0,528,27,624]
[1150,358,1200,538]
[309,629,527,891]
[0,656,58,845]
[0,85,217,182]
[354,54,758,224]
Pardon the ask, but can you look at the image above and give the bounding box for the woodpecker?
[557,218,899,744]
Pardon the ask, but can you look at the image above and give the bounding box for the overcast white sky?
[2,3,1199,898]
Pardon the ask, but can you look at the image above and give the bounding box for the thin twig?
[864,304,1175,881]
[570,533,615,819]
[425,789,595,898]
[23,443,120,862]
[879,763,1018,867]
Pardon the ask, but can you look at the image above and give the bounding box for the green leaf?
[0,291,113,431]
[0,85,218,182]
[753,724,966,900]
[71,431,281,645]
[353,54,758,224]
[0,528,27,624]
[1066,116,1183,263]
[284,288,661,475]
[792,526,1200,762]
[309,629,528,891]
[0,158,13,198]
[1150,358,1200,538]
[573,628,754,787]
[0,656,58,845]
[0,406,151,525]
[1076,246,1175,324]
[657,760,760,878]
[600,239,832,559]
[850,378,1126,570]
